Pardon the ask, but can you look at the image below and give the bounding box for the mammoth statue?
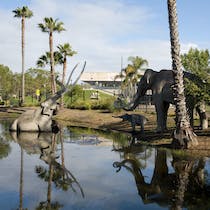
[121,69,208,133]
[10,62,86,132]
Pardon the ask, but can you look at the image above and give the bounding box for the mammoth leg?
[163,102,170,131]
[188,105,194,128]
[155,101,167,133]
[196,103,208,129]
[186,96,195,128]
[140,122,145,133]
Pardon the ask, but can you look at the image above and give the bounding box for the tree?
[37,51,63,68]
[0,65,15,99]
[25,68,51,98]
[127,56,148,84]
[167,0,197,148]
[115,56,148,101]
[181,48,210,103]
[57,43,77,107]
[38,17,65,94]
[37,51,63,97]
[13,6,33,105]
[57,43,77,85]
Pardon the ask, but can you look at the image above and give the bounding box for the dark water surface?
[0,120,210,210]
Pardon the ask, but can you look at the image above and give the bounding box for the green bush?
[66,96,116,112]
[67,100,91,110]
[91,98,115,112]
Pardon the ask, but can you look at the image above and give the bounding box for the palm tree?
[57,43,77,85]
[38,17,65,94]
[57,43,77,107]
[115,56,148,101]
[37,51,62,68]
[37,51,62,98]
[167,0,197,148]
[13,6,33,105]
[127,56,148,83]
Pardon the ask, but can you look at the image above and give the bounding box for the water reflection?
[10,131,84,210]
[113,142,210,209]
[0,119,209,210]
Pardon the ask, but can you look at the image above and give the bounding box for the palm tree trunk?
[21,17,25,105]
[60,56,67,108]
[49,32,56,94]
[19,147,24,210]
[171,160,193,210]
[167,0,197,148]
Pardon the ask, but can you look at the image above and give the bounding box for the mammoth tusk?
[43,62,86,103]
[67,61,86,93]
[66,63,79,86]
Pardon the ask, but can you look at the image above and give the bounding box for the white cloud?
[0,0,202,81]
[181,42,199,54]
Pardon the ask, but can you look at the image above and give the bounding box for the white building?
[80,72,121,87]
[80,72,122,95]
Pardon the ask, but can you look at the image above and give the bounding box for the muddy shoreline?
[1,107,210,153]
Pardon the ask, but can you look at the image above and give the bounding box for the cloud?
[0,0,202,80]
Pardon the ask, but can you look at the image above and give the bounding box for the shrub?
[67,100,91,110]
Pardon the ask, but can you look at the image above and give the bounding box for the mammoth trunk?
[126,86,147,111]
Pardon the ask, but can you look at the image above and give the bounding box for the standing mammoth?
[123,69,208,133]
[10,62,86,132]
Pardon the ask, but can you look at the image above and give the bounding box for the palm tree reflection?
[10,130,84,210]
[113,146,210,209]
[35,132,84,209]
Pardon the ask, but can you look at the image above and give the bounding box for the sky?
[0,0,210,79]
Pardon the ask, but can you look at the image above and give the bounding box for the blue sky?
[0,0,210,77]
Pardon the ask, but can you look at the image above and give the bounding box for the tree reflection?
[113,147,210,209]
[0,139,11,159]
[35,132,84,209]
[10,130,84,210]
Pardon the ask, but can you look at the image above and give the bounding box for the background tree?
[167,0,197,148]
[38,17,65,94]
[13,6,33,105]
[181,48,210,103]
[37,51,63,98]
[57,43,77,107]
[115,56,148,101]
[0,65,16,100]
[57,43,77,85]
[127,56,148,84]
[37,51,63,68]
[25,68,51,99]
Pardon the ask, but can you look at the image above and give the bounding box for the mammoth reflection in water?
[10,131,84,209]
[113,145,210,209]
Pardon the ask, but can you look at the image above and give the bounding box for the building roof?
[80,72,121,82]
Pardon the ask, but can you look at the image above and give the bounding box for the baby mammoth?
[115,113,148,133]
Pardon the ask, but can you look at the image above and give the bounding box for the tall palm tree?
[115,56,148,101]
[38,17,65,94]
[167,0,197,148]
[13,6,33,105]
[57,43,77,107]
